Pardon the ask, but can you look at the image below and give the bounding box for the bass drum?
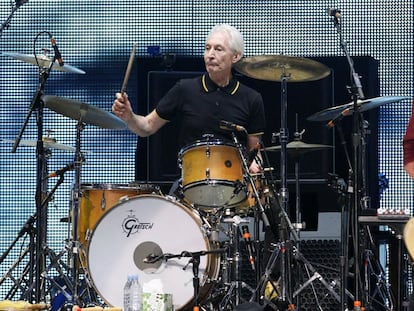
[87,194,220,310]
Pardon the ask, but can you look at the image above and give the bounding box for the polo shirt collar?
[201,73,240,95]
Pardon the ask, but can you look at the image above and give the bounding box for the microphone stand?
[144,249,227,310]
[230,132,270,229]
[229,131,271,303]
[331,11,365,310]
[0,0,27,39]
[11,44,56,302]
[330,122,354,311]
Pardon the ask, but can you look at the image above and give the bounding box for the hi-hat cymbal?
[262,140,332,157]
[2,52,86,74]
[2,137,76,152]
[307,96,411,122]
[234,55,331,82]
[41,95,126,130]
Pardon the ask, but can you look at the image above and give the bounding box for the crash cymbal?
[2,137,76,152]
[41,95,126,130]
[2,52,86,74]
[262,140,332,157]
[307,96,411,122]
[234,55,331,82]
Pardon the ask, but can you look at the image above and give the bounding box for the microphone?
[45,162,75,179]
[143,253,161,263]
[327,8,341,18]
[49,36,64,67]
[220,120,246,133]
[241,225,255,271]
[326,107,351,128]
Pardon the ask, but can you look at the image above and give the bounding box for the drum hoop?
[182,179,243,189]
[80,183,159,191]
[178,139,237,156]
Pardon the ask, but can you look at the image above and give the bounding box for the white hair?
[207,24,244,57]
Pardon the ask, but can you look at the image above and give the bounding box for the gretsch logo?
[122,210,154,237]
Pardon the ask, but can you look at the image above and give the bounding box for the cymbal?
[41,95,126,130]
[2,138,76,152]
[262,140,332,157]
[2,52,86,74]
[307,96,411,122]
[233,55,331,82]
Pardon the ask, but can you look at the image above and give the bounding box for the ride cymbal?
[2,52,86,74]
[234,55,331,82]
[42,95,126,130]
[262,140,332,157]
[307,96,411,122]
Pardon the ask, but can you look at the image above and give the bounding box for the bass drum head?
[87,194,219,310]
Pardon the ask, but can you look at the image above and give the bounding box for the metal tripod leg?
[292,246,341,309]
[362,249,393,310]
[251,242,282,309]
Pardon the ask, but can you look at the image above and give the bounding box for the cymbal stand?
[330,11,366,310]
[291,245,341,305]
[272,72,295,305]
[68,118,87,306]
[10,32,58,302]
[291,120,307,240]
[0,215,36,300]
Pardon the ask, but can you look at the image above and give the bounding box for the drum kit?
[1,38,411,311]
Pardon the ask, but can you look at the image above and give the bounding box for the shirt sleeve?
[155,80,183,121]
[247,92,266,135]
[403,99,414,166]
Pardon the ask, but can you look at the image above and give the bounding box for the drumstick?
[121,43,137,95]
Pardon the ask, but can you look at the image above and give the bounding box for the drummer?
[112,23,265,175]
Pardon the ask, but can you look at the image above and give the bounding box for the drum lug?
[206,167,210,180]
[206,145,210,158]
[100,193,106,210]
[85,228,92,242]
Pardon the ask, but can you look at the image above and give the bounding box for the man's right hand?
[112,92,134,123]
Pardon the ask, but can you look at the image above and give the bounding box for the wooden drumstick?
[121,43,137,95]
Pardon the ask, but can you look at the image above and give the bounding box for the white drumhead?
[87,195,215,310]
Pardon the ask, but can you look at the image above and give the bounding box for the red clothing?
[403,99,414,165]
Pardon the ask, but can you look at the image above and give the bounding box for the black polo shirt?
[155,73,265,149]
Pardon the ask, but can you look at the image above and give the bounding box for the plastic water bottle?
[123,275,133,311]
[129,274,143,311]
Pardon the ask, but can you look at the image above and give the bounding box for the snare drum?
[78,183,160,245]
[178,139,247,208]
[87,194,220,310]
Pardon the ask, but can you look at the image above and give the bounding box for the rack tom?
[178,139,247,209]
